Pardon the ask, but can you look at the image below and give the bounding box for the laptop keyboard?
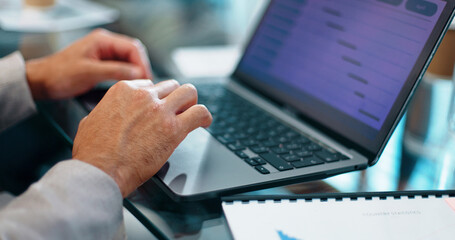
[197,84,350,175]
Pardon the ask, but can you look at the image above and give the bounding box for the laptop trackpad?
[156,127,255,196]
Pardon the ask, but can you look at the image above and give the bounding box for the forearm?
[0,160,125,240]
[0,52,36,132]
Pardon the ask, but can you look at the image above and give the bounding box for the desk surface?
[33,67,455,240]
[1,0,455,239]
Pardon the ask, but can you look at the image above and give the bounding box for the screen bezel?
[232,0,455,163]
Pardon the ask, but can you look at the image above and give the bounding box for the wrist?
[74,154,133,198]
[25,57,49,100]
[97,161,132,198]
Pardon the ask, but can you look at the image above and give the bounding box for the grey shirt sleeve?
[0,160,125,240]
[0,52,37,132]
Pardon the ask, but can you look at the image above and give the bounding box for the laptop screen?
[235,0,453,154]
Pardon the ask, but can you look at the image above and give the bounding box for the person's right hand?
[72,80,212,197]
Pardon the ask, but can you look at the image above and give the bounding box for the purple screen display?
[238,0,446,131]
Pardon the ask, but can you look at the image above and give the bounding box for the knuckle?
[110,81,133,96]
[181,84,198,97]
[161,118,180,136]
[78,116,88,128]
[114,80,130,90]
[198,105,212,121]
[131,88,151,102]
[182,83,197,91]
[108,83,120,93]
[148,100,165,115]
[168,79,180,88]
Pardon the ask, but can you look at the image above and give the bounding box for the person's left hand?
[25,29,152,100]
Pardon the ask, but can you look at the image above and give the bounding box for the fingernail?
[130,68,142,79]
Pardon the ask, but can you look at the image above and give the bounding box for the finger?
[86,61,143,82]
[98,30,152,79]
[152,80,180,99]
[125,39,153,79]
[163,84,198,113]
[178,104,213,133]
[94,30,153,79]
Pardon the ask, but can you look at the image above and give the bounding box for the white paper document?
[222,195,455,240]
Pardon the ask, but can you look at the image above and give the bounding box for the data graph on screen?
[239,0,445,130]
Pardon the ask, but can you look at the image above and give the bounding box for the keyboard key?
[245,158,259,166]
[277,136,290,143]
[206,105,220,113]
[292,156,324,168]
[228,142,246,151]
[263,140,280,147]
[305,143,322,152]
[255,166,270,174]
[267,130,280,137]
[241,139,258,146]
[260,153,293,171]
[284,131,299,139]
[226,127,236,133]
[276,125,289,133]
[294,150,312,158]
[208,127,226,135]
[284,143,301,150]
[258,124,270,130]
[217,112,230,119]
[245,127,258,135]
[251,157,267,165]
[217,136,236,144]
[225,116,238,124]
[291,161,309,168]
[234,122,248,129]
[250,146,269,154]
[232,133,248,140]
[316,150,339,162]
[297,136,311,144]
[255,133,269,140]
[281,154,301,162]
[271,147,290,155]
[216,137,236,144]
[266,119,279,127]
[235,151,249,158]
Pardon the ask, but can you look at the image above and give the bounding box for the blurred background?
[0,0,267,77]
[96,0,264,77]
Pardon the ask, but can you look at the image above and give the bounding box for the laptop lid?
[232,0,455,163]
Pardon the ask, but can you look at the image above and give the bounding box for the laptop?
[151,0,455,200]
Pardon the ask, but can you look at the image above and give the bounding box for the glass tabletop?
[30,76,455,240]
[122,107,455,239]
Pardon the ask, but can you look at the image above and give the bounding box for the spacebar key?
[260,153,293,171]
